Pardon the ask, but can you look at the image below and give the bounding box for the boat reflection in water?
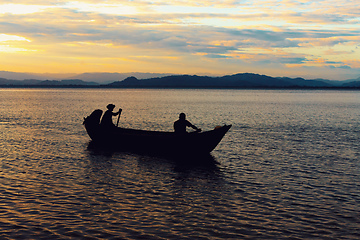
[83,109,232,159]
[87,139,221,169]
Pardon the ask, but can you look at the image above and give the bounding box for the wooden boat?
[83,109,231,155]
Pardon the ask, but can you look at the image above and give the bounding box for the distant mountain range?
[0,71,359,88]
[108,74,360,88]
[0,71,169,83]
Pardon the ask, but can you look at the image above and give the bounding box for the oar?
[116,108,122,127]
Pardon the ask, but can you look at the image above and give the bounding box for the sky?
[0,0,359,80]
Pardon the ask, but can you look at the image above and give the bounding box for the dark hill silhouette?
[339,77,360,87]
[0,78,98,86]
[108,73,333,88]
[342,81,360,87]
[68,72,170,84]
[39,79,98,86]
[0,72,359,88]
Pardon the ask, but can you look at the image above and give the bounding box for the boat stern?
[83,109,103,141]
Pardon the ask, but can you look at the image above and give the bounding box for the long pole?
[116,108,122,127]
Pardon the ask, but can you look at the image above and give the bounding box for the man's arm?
[112,108,122,116]
[186,120,201,131]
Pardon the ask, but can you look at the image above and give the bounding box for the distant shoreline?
[1,73,359,88]
[1,85,359,90]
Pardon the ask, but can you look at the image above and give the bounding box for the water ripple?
[1,89,359,239]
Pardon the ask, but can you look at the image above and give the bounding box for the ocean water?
[0,88,359,239]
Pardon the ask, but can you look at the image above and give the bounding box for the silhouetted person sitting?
[174,113,201,134]
[100,104,122,129]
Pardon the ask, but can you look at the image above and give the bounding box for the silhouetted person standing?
[174,113,201,133]
[100,104,122,129]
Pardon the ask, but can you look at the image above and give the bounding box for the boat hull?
[83,109,231,155]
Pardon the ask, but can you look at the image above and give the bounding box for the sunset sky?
[0,0,359,80]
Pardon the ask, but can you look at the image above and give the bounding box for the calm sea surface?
[0,88,359,239]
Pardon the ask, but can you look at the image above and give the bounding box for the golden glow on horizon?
[0,1,359,80]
